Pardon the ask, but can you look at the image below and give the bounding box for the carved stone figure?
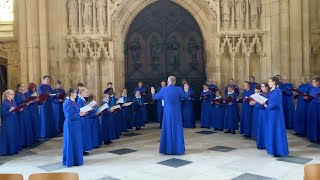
[220,0,234,30]
[150,36,162,64]
[188,37,199,63]
[82,0,93,34]
[235,0,246,29]
[249,0,262,29]
[167,36,180,65]
[67,0,78,34]
[130,38,141,63]
[96,0,107,33]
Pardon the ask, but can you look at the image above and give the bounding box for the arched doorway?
[0,57,8,101]
[124,0,206,93]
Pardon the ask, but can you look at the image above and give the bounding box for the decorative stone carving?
[235,0,246,30]
[82,0,93,34]
[167,36,180,65]
[96,0,107,34]
[150,35,161,64]
[220,0,234,30]
[249,0,261,29]
[67,0,78,34]
[188,37,200,63]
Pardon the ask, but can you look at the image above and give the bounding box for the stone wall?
[1,0,319,100]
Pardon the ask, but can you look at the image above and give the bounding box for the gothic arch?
[111,0,217,89]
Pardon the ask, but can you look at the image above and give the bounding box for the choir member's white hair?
[167,76,176,85]
[2,90,14,102]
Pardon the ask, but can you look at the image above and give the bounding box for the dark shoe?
[104,141,112,145]
[219,129,224,131]
[224,130,231,133]
[83,152,89,156]
[232,130,236,134]
[214,128,219,131]
[273,154,281,157]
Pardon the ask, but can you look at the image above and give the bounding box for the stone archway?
[111,0,217,90]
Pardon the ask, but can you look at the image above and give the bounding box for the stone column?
[302,0,310,75]
[271,0,281,75]
[78,0,82,34]
[79,57,85,83]
[94,57,101,104]
[244,52,250,81]
[230,53,236,79]
[17,0,29,84]
[289,0,303,85]
[39,0,49,78]
[280,0,290,77]
[93,0,97,34]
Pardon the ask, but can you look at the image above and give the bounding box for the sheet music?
[122,102,133,107]
[50,93,57,96]
[116,98,124,104]
[161,100,164,106]
[250,93,268,104]
[110,104,121,111]
[88,100,97,108]
[31,92,38,97]
[80,105,93,113]
[97,103,109,114]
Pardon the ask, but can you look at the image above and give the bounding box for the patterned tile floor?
[0,123,319,180]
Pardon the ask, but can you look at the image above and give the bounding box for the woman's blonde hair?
[2,90,14,102]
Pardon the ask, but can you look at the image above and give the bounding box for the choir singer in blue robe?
[156,81,166,127]
[293,75,312,136]
[306,76,320,142]
[38,75,57,138]
[239,81,254,137]
[151,76,189,155]
[0,90,21,155]
[200,84,213,128]
[264,76,289,157]
[279,76,295,129]
[52,80,66,133]
[182,82,196,128]
[25,83,40,141]
[62,88,86,167]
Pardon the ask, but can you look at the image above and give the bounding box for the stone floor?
[0,123,319,180]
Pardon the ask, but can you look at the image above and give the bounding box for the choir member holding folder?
[182,82,196,128]
[211,90,225,131]
[25,83,40,141]
[255,83,270,149]
[77,87,94,155]
[107,88,121,138]
[62,88,86,167]
[118,89,132,132]
[264,76,289,157]
[306,76,320,142]
[224,85,239,134]
[293,76,313,136]
[0,90,22,155]
[251,84,262,139]
[200,84,213,128]
[239,81,254,137]
[279,76,295,129]
[15,83,34,147]
[87,95,102,149]
[38,75,57,138]
[52,81,66,133]
[100,94,117,145]
[156,81,166,126]
[133,90,147,130]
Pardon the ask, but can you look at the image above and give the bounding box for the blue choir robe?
[109,96,121,138]
[307,86,320,142]
[224,84,240,97]
[211,97,225,130]
[182,89,195,128]
[38,84,57,138]
[250,82,259,91]
[152,84,189,155]
[255,92,270,149]
[133,86,147,97]
[200,90,213,128]
[265,87,289,156]
[101,101,117,142]
[133,96,147,128]
[121,96,132,130]
[156,87,164,124]
[208,84,219,94]
[77,96,93,152]
[25,90,40,141]
[239,90,254,136]
[0,99,21,155]
[15,92,34,146]
[279,83,295,129]
[251,97,260,139]
[52,88,66,133]
[62,98,83,167]
[90,107,102,148]
[294,83,313,136]
[224,93,239,130]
